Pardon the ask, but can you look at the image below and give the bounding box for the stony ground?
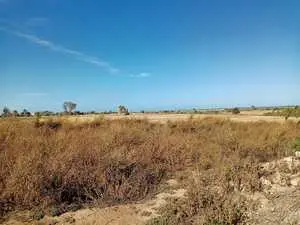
[246,157,300,225]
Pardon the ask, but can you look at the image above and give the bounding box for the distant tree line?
[3,102,297,119]
[1,107,32,117]
[0,101,131,117]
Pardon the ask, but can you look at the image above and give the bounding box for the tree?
[284,108,292,120]
[2,107,10,117]
[118,105,129,115]
[232,107,240,115]
[21,109,31,117]
[63,101,77,114]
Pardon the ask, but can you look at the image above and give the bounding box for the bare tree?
[63,101,77,114]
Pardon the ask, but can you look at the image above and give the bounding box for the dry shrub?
[149,160,258,225]
[0,118,166,216]
[184,178,249,225]
[145,118,299,225]
[0,117,299,220]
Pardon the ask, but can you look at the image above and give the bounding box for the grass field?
[64,111,300,124]
[1,115,300,224]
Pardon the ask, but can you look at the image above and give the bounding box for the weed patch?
[0,117,299,222]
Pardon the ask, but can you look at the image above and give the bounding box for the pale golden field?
[64,110,300,124]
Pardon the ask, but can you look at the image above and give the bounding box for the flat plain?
[1,111,300,225]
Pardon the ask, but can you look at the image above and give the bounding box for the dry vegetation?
[1,116,300,224]
[264,107,300,119]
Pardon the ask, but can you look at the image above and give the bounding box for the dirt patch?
[137,188,186,220]
[2,179,186,225]
[246,157,300,225]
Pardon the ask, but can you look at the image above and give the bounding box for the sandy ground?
[3,179,186,225]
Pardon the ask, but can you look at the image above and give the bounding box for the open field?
[2,1,299,224]
[1,116,300,225]
[65,111,300,124]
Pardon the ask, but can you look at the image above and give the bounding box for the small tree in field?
[284,108,292,120]
[2,107,11,117]
[63,101,77,114]
[232,107,240,115]
[118,105,129,115]
[21,109,31,117]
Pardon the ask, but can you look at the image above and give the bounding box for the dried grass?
[0,117,299,223]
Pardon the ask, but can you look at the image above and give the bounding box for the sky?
[0,0,299,112]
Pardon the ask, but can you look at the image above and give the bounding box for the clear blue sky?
[0,0,299,112]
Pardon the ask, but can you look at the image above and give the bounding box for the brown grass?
[1,116,299,224]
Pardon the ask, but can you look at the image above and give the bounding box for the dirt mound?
[247,157,300,225]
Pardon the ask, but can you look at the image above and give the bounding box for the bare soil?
[2,179,186,225]
[246,157,300,225]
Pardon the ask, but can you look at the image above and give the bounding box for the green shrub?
[264,107,300,119]
[232,107,240,115]
[293,137,300,152]
[32,209,45,220]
